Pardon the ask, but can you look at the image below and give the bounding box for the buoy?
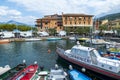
[81,68,86,72]
[48,49,51,53]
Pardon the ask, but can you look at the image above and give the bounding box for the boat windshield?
[71,48,88,57]
[90,49,100,57]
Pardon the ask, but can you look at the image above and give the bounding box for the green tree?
[0,24,37,31]
[48,28,56,36]
[99,24,108,30]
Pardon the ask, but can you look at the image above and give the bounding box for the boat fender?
[81,68,86,72]
[69,65,73,70]
[55,64,59,70]
[64,72,67,76]
[23,59,26,63]
[34,61,37,64]
[5,65,10,68]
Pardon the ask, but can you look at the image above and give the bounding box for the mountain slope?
[99,13,120,21]
[6,20,26,25]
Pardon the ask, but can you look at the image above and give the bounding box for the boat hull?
[11,64,38,80]
[47,37,61,41]
[0,63,26,80]
[0,39,10,44]
[68,69,92,80]
[24,38,42,41]
[56,49,120,80]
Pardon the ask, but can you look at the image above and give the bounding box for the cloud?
[0,6,21,16]
[0,5,36,25]
[15,16,37,25]
[8,0,120,16]
[1,0,119,25]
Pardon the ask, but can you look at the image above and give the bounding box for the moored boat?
[68,65,92,80]
[0,65,11,75]
[86,38,106,45]
[0,39,10,44]
[69,37,76,41]
[56,41,120,80]
[11,62,38,80]
[105,42,120,58]
[77,38,89,42]
[47,64,68,80]
[31,70,49,80]
[25,38,42,41]
[47,37,62,41]
[0,61,26,80]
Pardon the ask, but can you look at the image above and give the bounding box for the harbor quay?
[9,36,69,42]
[8,36,120,42]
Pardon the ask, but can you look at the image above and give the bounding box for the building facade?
[36,13,93,32]
[36,14,62,32]
[109,19,120,29]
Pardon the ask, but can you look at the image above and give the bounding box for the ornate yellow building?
[36,13,93,32]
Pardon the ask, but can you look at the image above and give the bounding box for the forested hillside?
[99,13,120,21]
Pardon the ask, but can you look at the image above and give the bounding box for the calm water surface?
[0,40,75,69]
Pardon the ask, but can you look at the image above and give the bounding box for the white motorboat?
[24,38,42,41]
[56,41,120,80]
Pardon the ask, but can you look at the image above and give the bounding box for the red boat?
[11,64,38,80]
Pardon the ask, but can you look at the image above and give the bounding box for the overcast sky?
[0,0,120,25]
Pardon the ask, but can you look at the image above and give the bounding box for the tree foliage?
[99,25,108,30]
[48,28,56,36]
[65,27,91,35]
[0,24,37,31]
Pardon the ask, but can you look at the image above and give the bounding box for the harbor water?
[0,40,75,69]
[0,39,108,80]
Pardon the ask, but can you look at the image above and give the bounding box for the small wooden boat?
[69,37,76,41]
[0,39,10,44]
[47,37,62,41]
[47,64,67,80]
[11,64,38,80]
[0,63,26,80]
[31,70,49,80]
[68,65,92,80]
[0,65,11,75]
[25,38,42,41]
[77,38,89,42]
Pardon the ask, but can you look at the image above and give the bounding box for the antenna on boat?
[69,65,73,70]
[23,59,26,63]
[34,61,37,64]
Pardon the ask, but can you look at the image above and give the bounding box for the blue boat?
[68,69,92,80]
